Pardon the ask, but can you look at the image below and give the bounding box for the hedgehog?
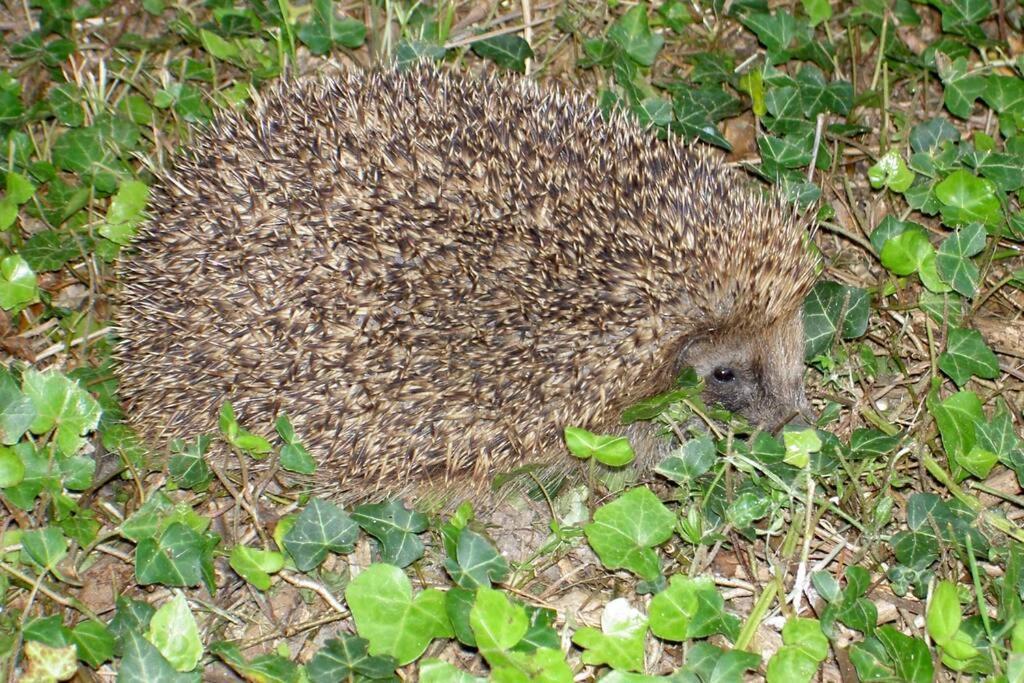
[117,64,817,502]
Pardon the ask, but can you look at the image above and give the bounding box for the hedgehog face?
[681,311,809,431]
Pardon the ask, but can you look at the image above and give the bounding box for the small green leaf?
[880,228,934,276]
[471,35,533,73]
[275,413,316,474]
[351,500,428,568]
[934,169,1001,226]
[442,528,510,589]
[868,150,914,192]
[571,598,647,673]
[926,581,962,646]
[218,402,271,457]
[345,563,453,665]
[584,487,676,580]
[564,427,635,466]
[229,546,284,591]
[282,498,358,571]
[0,254,38,310]
[22,368,101,456]
[938,327,1000,387]
[70,620,115,668]
[649,574,741,642]
[21,526,68,570]
[146,592,202,672]
[120,631,192,682]
[608,5,664,66]
[783,429,822,468]
[936,223,987,297]
[100,180,149,245]
[307,635,398,683]
[0,446,25,487]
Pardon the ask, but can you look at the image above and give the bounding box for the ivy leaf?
[21,641,78,682]
[936,223,987,297]
[471,35,533,73]
[218,401,271,457]
[766,618,829,683]
[99,179,149,245]
[119,631,194,682]
[229,546,284,591]
[21,526,68,570]
[443,528,510,589]
[345,563,453,665]
[880,228,933,276]
[564,427,635,466]
[868,150,914,192]
[803,281,869,358]
[0,254,39,310]
[0,373,35,445]
[938,327,1000,386]
[70,620,115,668]
[351,500,429,568]
[275,414,315,475]
[306,635,398,683]
[282,498,358,571]
[934,170,1001,226]
[22,368,101,456]
[296,0,366,54]
[146,592,203,672]
[584,487,676,580]
[135,522,207,587]
[649,575,741,642]
[572,598,648,672]
[607,5,664,66]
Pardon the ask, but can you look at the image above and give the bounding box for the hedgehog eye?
[712,367,735,383]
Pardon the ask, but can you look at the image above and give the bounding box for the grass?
[0,0,1023,680]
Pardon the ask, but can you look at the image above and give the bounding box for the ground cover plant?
[0,0,1023,679]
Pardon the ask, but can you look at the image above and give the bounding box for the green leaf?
[868,150,914,192]
[926,581,962,646]
[21,526,68,570]
[229,546,284,591]
[584,487,676,580]
[146,592,202,672]
[351,500,428,568]
[571,598,647,673]
[282,498,358,571]
[22,368,101,456]
[119,630,194,682]
[766,618,828,683]
[938,327,1000,387]
[0,446,25,487]
[296,0,366,54]
[168,437,212,491]
[0,254,39,310]
[306,635,398,683]
[937,55,986,118]
[803,281,869,358]
[471,35,533,73]
[655,434,716,483]
[275,414,315,475]
[783,428,822,468]
[0,373,35,445]
[471,587,528,654]
[607,5,664,66]
[21,640,78,682]
[100,179,149,245]
[936,223,986,297]
[801,0,832,25]
[564,427,636,466]
[934,169,1001,226]
[70,620,114,668]
[135,522,208,587]
[686,642,761,682]
[880,228,933,276]
[199,29,239,62]
[217,401,271,456]
[345,563,453,665]
[649,574,741,642]
[420,659,485,683]
[929,390,984,463]
[208,641,300,682]
[442,528,510,589]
